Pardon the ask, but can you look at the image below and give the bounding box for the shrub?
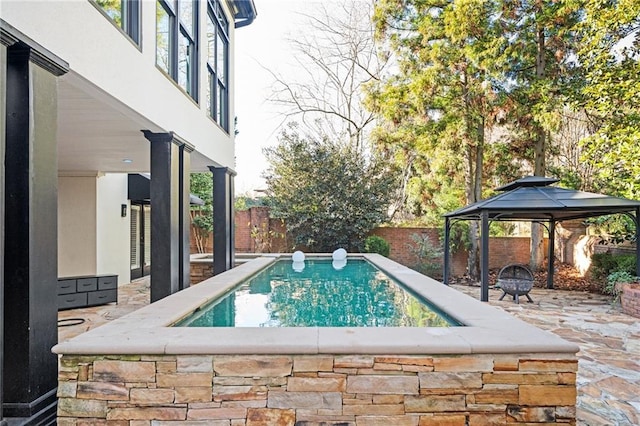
[407,233,443,278]
[591,253,636,279]
[364,235,390,257]
[264,125,398,252]
[617,255,637,276]
[604,271,638,302]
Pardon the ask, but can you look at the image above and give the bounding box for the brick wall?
[190,261,213,285]
[370,227,545,277]
[235,209,252,252]
[57,353,577,425]
[192,207,569,278]
[621,283,640,318]
[192,207,289,254]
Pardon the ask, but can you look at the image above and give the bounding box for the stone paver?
[57,276,640,426]
[452,284,640,426]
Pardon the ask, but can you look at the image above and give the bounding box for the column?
[2,35,68,423]
[480,211,490,302]
[179,142,194,290]
[635,208,640,278]
[144,131,180,302]
[211,166,236,275]
[0,35,6,426]
[547,220,556,289]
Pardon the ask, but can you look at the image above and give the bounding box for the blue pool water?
[176,259,460,327]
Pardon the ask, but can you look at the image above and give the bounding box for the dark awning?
[444,176,640,222]
[127,173,204,205]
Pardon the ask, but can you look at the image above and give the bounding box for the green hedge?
[591,252,636,279]
[364,235,390,257]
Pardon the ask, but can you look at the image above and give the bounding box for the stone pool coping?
[53,254,579,356]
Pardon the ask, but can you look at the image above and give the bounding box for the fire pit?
[497,264,534,304]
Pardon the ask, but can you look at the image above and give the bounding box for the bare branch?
[266,0,387,151]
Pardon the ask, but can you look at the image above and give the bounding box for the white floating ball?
[292,250,305,262]
[332,248,347,261]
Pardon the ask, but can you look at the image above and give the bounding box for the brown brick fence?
[191,207,544,277]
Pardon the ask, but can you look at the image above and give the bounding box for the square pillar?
[210,166,236,275]
[144,131,180,302]
[179,142,194,290]
[143,131,192,301]
[0,35,6,426]
[3,38,67,423]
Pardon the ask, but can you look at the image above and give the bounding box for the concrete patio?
[58,276,639,425]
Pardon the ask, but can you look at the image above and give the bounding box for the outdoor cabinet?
[57,274,118,310]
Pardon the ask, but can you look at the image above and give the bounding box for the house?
[0,0,256,423]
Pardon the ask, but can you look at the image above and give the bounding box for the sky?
[233,1,311,195]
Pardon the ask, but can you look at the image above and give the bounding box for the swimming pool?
[177,259,459,327]
[53,253,579,424]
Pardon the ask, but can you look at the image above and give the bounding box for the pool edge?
[53,254,579,356]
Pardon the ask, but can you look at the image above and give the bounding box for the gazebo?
[443,176,640,301]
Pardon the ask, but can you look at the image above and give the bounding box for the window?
[156,0,198,99]
[206,0,229,131]
[94,0,140,44]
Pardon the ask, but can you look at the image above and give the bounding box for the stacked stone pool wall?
[57,353,576,425]
[55,254,579,425]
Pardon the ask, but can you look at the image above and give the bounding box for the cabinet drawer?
[57,279,76,295]
[87,289,117,306]
[98,276,117,290]
[77,278,98,292]
[58,293,88,310]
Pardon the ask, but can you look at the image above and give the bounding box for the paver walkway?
[452,284,640,426]
[58,277,640,425]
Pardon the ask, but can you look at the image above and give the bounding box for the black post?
[211,166,236,275]
[547,220,556,289]
[2,42,62,423]
[144,130,180,302]
[0,38,6,426]
[481,211,490,302]
[636,207,640,278]
[179,142,194,290]
[443,217,450,285]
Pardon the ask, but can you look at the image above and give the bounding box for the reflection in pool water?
[176,259,459,327]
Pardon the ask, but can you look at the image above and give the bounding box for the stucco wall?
[58,176,98,277]
[3,0,235,168]
[58,173,130,283]
[96,173,130,282]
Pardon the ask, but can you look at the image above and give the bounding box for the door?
[130,203,151,280]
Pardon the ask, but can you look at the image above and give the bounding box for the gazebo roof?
[444,176,640,222]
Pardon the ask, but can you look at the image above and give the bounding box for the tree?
[368,0,506,279]
[546,109,598,191]
[577,0,640,200]
[190,173,213,253]
[263,123,398,252]
[498,0,582,270]
[267,1,387,151]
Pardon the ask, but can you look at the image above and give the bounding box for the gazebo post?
[547,220,556,289]
[443,217,450,285]
[481,210,489,302]
[636,207,640,278]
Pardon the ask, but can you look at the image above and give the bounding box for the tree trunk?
[465,112,485,280]
[465,141,479,279]
[530,12,546,271]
